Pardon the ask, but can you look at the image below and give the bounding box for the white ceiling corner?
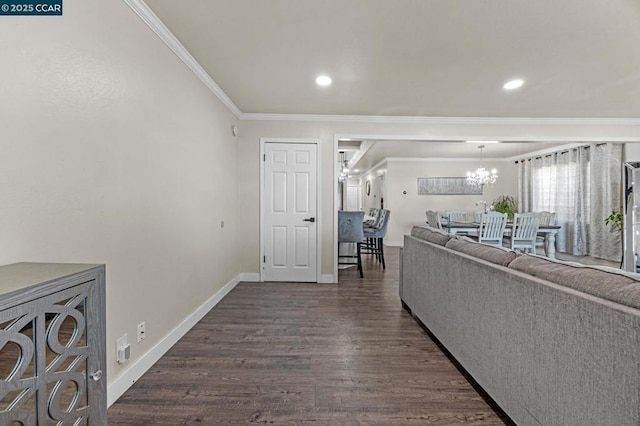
[123,0,242,118]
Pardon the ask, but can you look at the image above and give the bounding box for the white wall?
[624,143,640,162]
[361,161,387,214]
[0,0,241,397]
[384,159,516,246]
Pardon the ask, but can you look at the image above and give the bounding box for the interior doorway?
[260,138,320,282]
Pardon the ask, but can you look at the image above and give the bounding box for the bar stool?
[362,209,391,269]
[338,210,365,278]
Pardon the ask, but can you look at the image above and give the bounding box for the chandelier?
[338,151,349,183]
[466,144,498,187]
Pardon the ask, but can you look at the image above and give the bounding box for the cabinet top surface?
[0,262,103,295]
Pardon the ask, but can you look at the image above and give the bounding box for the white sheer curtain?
[517,144,622,261]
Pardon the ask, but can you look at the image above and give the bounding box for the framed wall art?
[417,177,482,195]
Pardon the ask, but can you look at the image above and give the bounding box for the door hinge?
[263,154,266,161]
[263,256,266,263]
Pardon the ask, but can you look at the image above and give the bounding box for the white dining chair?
[478,212,508,247]
[510,213,541,253]
[536,211,556,251]
[445,210,467,222]
[425,210,443,230]
[445,210,469,235]
[538,211,556,226]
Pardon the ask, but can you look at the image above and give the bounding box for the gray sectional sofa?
[400,226,640,426]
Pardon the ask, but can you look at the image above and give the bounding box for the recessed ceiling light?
[316,75,332,87]
[466,140,500,144]
[503,79,524,90]
[353,169,359,173]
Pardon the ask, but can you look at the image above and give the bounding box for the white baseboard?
[107,273,242,406]
[237,272,332,283]
[238,272,260,282]
[319,274,336,283]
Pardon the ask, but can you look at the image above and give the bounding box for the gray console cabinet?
[0,263,106,425]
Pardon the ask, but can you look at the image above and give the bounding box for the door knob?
[90,370,103,381]
[303,217,316,223]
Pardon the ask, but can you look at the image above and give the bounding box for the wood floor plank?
[108,248,513,425]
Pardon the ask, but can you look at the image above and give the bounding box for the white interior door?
[263,142,318,282]
[346,185,361,211]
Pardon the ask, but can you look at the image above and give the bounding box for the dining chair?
[445,210,469,235]
[338,210,365,278]
[538,211,556,226]
[536,211,557,251]
[425,210,442,230]
[510,212,541,253]
[445,210,467,222]
[363,209,391,269]
[478,212,508,247]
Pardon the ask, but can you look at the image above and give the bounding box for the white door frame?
[260,137,322,283]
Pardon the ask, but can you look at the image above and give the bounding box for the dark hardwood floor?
[108,248,511,425]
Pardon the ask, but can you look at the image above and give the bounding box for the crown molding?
[360,158,388,179]
[385,157,510,163]
[355,156,511,179]
[124,0,242,118]
[239,113,640,126]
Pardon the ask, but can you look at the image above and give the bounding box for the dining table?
[441,221,562,259]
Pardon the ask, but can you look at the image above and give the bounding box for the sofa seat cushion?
[509,254,640,310]
[410,226,452,246]
[444,236,518,267]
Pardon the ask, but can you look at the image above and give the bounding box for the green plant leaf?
[605,208,623,233]
[492,195,518,219]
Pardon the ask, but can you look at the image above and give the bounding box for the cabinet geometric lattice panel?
[0,263,106,425]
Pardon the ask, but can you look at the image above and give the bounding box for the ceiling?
[144,0,640,118]
[339,140,568,174]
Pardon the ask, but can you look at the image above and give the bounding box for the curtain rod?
[514,142,608,164]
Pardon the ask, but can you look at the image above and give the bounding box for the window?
[518,144,621,259]
[531,158,590,225]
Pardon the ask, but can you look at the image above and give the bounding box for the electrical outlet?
[116,334,130,364]
[137,322,146,343]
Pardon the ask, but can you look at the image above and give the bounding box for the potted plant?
[492,195,517,219]
[605,208,624,267]
[604,209,623,233]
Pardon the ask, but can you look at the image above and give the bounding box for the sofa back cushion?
[410,226,452,246]
[444,236,518,267]
[509,254,640,310]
